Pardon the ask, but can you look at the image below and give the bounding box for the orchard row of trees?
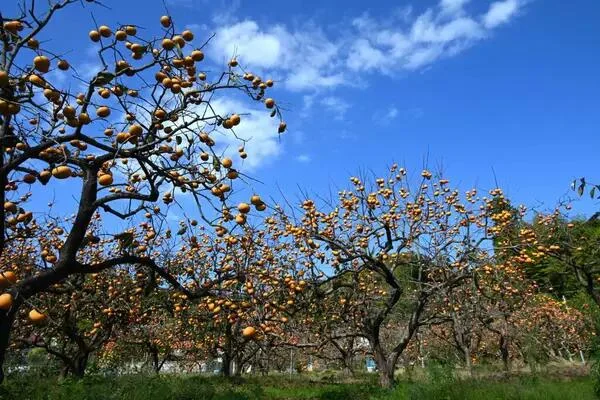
[0,0,598,389]
[4,165,597,387]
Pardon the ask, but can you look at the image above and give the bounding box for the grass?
[0,373,595,400]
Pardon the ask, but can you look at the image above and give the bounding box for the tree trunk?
[343,364,354,376]
[150,346,161,374]
[262,345,270,376]
[72,352,89,378]
[0,307,18,384]
[499,334,510,373]
[342,353,355,376]
[373,348,395,388]
[222,352,232,377]
[59,365,70,379]
[378,365,395,389]
[232,355,242,376]
[464,347,473,377]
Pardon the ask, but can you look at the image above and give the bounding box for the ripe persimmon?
[182,30,194,41]
[57,60,70,71]
[99,25,112,37]
[221,158,233,168]
[33,56,50,73]
[238,203,251,214]
[96,106,111,118]
[242,326,257,338]
[0,294,13,310]
[52,165,72,179]
[89,30,101,42]
[0,271,17,288]
[28,309,47,324]
[98,174,114,186]
[160,16,172,28]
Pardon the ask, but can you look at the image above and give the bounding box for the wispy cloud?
[386,107,399,119]
[373,106,424,125]
[483,0,521,29]
[203,98,282,170]
[440,0,472,16]
[296,154,312,163]
[209,21,344,92]
[320,96,351,119]
[205,0,525,89]
[167,1,525,169]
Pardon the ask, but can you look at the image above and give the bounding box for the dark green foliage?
[0,373,594,400]
[525,216,600,300]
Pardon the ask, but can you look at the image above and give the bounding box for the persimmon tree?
[302,298,368,375]
[513,294,591,365]
[532,213,600,307]
[472,195,543,373]
[415,200,589,373]
[0,0,285,382]
[11,268,136,377]
[107,286,181,374]
[270,167,537,387]
[426,277,486,375]
[276,281,369,375]
[145,220,309,376]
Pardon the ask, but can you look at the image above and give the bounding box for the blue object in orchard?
[366,358,376,372]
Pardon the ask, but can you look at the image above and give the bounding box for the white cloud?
[296,154,312,163]
[440,0,471,15]
[207,1,524,90]
[373,106,398,125]
[286,69,345,92]
[210,21,344,92]
[320,96,351,119]
[210,21,282,68]
[386,107,399,119]
[483,0,520,29]
[373,106,423,125]
[192,1,524,167]
[395,6,415,22]
[198,0,526,91]
[185,23,210,33]
[347,39,388,71]
[302,95,315,111]
[207,98,282,170]
[405,45,444,70]
[347,1,520,73]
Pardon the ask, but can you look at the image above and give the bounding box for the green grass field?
[0,373,595,400]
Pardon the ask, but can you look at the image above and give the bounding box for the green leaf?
[91,71,115,86]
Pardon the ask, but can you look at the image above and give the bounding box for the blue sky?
[11,0,600,218]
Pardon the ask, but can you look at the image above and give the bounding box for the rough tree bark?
[221,352,232,377]
[150,345,161,374]
[0,308,18,383]
[72,352,90,378]
[499,333,510,373]
[463,346,473,377]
